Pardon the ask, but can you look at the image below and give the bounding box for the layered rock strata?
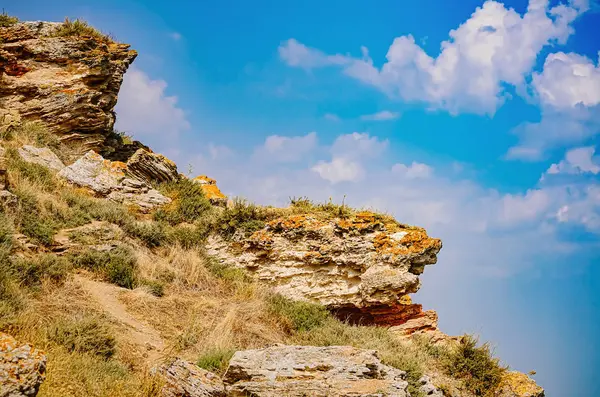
[0,21,136,153]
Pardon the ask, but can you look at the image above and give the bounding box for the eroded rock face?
[0,332,47,397]
[153,358,225,397]
[0,21,136,153]
[17,145,65,171]
[126,148,179,185]
[223,345,409,397]
[58,150,170,211]
[208,212,441,323]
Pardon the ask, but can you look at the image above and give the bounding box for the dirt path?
[75,275,165,363]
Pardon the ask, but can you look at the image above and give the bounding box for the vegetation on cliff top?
[52,17,114,42]
[0,10,19,27]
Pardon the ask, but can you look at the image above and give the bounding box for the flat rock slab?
[223,345,409,397]
[153,358,225,397]
[18,145,65,171]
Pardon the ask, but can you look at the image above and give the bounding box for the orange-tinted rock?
[192,175,227,206]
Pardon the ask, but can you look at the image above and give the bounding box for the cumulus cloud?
[115,67,190,137]
[391,161,433,179]
[279,0,588,115]
[312,157,364,183]
[508,52,600,159]
[324,113,341,122]
[253,132,318,163]
[360,110,400,121]
[545,146,600,176]
[330,132,388,159]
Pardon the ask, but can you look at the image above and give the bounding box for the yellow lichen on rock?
[496,371,545,397]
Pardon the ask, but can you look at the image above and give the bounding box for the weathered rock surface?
[419,376,444,397]
[208,212,441,324]
[0,21,136,153]
[223,345,409,397]
[17,145,65,171]
[153,358,225,397]
[126,148,179,185]
[0,332,47,397]
[495,372,545,397]
[58,150,170,211]
[52,221,123,254]
[192,175,227,206]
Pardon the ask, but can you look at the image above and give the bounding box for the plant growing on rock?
[52,17,113,42]
[0,10,18,27]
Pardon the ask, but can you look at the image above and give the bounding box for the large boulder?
[17,145,65,171]
[0,21,136,154]
[152,358,225,397]
[126,148,179,185]
[0,332,47,397]
[58,150,170,212]
[208,212,441,325]
[223,345,410,397]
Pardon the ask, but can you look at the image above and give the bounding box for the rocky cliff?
[0,21,136,157]
[0,16,543,397]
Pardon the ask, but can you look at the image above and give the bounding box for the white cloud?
[392,161,433,179]
[312,157,364,183]
[279,0,588,115]
[253,132,317,163]
[330,132,388,159]
[360,110,400,121]
[508,52,600,160]
[115,67,190,137]
[532,52,600,109]
[546,146,600,176]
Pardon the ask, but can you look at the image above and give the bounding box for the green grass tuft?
[196,348,235,375]
[268,294,330,332]
[52,17,113,42]
[154,178,213,225]
[0,11,18,27]
[71,246,138,289]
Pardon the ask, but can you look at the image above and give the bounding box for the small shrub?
[71,246,138,289]
[196,348,235,374]
[142,279,165,297]
[123,221,169,248]
[218,198,266,239]
[52,17,112,42]
[154,179,212,225]
[13,189,59,245]
[445,335,507,396]
[0,11,18,27]
[290,196,353,219]
[268,294,330,332]
[48,315,116,359]
[0,213,14,251]
[204,257,250,283]
[167,224,205,249]
[10,254,70,286]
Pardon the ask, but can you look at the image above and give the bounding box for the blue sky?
[9,0,600,394]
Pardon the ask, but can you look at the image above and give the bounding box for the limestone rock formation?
[192,175,227,206]
[126,148,179,185]
[0,21,136,153]
[17,145,65,171]
[153,358,225,397]
[495,372,545,397]
[58,150,170,211]
[208,212,441,325]
[223,345,410,397]
[418,376,444,397]
[0,332,47,397]
[52,221,123,254]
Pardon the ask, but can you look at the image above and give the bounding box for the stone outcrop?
[0,21,136,153]
[223,345,409,397]
[418,376,444,397]
[0,332,47,397]
[126,148,179,185]
[496,372,545,397]
[192,175,227,206]
[208,211,441,325]
[52,221,123,254]
[153,358,225,397]
[17,145,65,171]
[58,150,170,211]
